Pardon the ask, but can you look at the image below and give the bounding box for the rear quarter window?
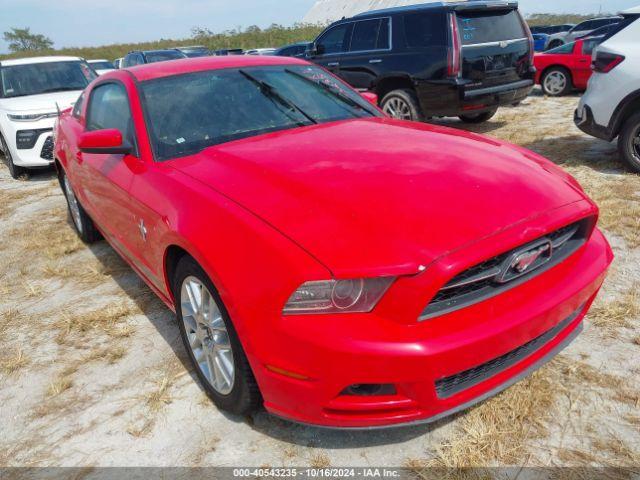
[456,9,525,45]
[403,11,447,48]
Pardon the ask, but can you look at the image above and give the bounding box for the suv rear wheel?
[459,108,498,124]
[381,89,422,122]
[618,111,640,173]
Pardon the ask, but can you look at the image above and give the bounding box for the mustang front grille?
[435,304,584,399]
[420,218,593,320]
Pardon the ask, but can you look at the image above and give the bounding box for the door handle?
[369,59,383,64]
[327,62,340,67]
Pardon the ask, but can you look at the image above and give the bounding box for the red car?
[54,56,613,429]
[534,38,603,96]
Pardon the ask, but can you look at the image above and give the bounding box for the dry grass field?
[0,90,639,472]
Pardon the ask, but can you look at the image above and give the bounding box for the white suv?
[0,56,96,178]
[575,7,640,172]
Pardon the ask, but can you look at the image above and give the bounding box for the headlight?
[283,277,395,315]
[7,112,57,122]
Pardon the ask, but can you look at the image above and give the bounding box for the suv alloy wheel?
[381,89,422,122]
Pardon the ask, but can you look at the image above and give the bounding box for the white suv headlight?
[283,277,395,315]
[7,112,57,122]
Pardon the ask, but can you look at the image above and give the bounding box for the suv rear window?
[456,9,525,45]
[403,12,447,48]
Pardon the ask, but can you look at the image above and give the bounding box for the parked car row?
[530,16,622,51]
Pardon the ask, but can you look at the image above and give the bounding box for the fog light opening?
[341,384,396,396]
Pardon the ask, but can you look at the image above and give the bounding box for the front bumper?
[1,117,56,168]
[251,221,612,429]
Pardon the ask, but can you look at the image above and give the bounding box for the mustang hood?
[0,91,82,114]
[174,118,587,275]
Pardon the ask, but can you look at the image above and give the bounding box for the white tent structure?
[303,0,447,25]
[302,0,423,24]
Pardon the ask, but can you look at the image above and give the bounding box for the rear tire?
[380,89,423,122]
[173,256,262,416]
[459,108,498,124]
[60,169,101,243]
[0,133,28,180]
[618,111,640,173]
[541,67,572,96]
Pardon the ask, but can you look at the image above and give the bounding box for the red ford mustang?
[54,56,613,429]
[534,38,603,96]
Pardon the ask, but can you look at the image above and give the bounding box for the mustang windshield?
[140,65,381,161]
[0,61,96,98]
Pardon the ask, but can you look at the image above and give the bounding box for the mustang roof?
[125,55,308,82]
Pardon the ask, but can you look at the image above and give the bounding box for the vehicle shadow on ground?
[247,409,457,448]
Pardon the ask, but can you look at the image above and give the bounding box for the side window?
[350,18,389,52]
[86,83,136,149]
[317,24,350,55]
[72,92,85,119]
[404,12,447,48]
[582,39,600,55]
[577,21,593,31]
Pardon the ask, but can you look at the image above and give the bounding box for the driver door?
[76,81,140,256]
[308,22,352,77]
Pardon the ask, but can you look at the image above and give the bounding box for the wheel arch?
[374,75,415,101]
[610,89,640,139]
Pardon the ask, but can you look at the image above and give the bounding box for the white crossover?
[0,56,96,178]
[575,7,640,172]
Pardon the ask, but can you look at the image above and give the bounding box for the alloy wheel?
[63,175,83,234]
[181,276,235,395]
[543,71,567,95]
[383,97,413,120]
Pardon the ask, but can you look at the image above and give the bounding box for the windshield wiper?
[238,70,317,125]
[284,69,371,116]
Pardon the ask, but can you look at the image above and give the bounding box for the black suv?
[122,49,187,67]
[305,1,535,123]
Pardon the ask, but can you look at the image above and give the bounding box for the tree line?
[1,13,601,61]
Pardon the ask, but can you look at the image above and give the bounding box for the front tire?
[541,67,572,96]
[459,108,498,124]
[381,89,423,122]
[0,133,28,180]
[618,111,640,173]
[60,169,101,243]
[174,256,261,415]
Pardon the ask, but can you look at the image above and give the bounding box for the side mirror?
[78,129,132,155]
[361,91,378,106]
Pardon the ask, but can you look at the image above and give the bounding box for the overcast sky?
[1,0,638,54]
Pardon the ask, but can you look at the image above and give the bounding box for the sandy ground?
[1,89,639,471]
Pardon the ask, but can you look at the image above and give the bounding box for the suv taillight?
[592,52,625,73]
[518,11,535,65]
[448,13,461,77]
